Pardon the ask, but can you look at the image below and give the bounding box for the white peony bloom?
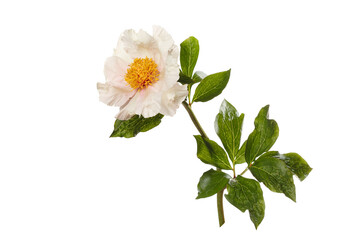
[97,26,188,120]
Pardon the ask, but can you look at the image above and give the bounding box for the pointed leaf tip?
[245,105,279,164]
[180,36,200,78]
[225,176,265,229]
[215,99,244,162]
[276,153,312,181]
[193,69,231,103]
[250,154,296,202]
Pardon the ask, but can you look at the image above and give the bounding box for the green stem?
[182,101,208,139]
[240,166,249,176]
[187,85,192,106]
[182,101,225,227]
[217,188,225,227]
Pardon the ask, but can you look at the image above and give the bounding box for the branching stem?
[182,101,225,227]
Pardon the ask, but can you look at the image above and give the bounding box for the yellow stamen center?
[125,57,160,90]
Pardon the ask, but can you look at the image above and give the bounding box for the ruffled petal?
[104,56,132,90]
[153,26,179,86]
[160,83,188,116]
[119,28,158,60]
[116,29,136,54]
[153,26,175,58]
[162,44,180,87]
[97,82,134,107]
[115,86,163,120]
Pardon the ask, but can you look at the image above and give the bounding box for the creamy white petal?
[153,26,179,84]
[117,29,136,53]
[119,28,158,60]
[116,86,162,120]
[160,45,180,88]
[104,56,132,90]
[153,26,175,58]
[137,29,156,47]
[160,84,188,116]
[97,82,134,107]
[114,31,133,62]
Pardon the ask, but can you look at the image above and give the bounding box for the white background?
[1,0,359,239]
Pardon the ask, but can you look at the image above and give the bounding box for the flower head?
[97,26,188,120]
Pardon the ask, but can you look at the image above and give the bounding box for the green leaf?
[178,70,194,85]
[196,169,232,199]
[245,105,279,165]
[215,99,244,162]
[110,114,163,138]
[234,140,247,165]
[193,71,207,83]
[192,69,231,103]
[180,36,199,77]
[225,175,265,229]
[257,151,279,158]
[194,135,232,170]
[250,153,296,202]
[275,153,312,181]
[258,151,312,181]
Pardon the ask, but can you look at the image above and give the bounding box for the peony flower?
[97,26,188,120]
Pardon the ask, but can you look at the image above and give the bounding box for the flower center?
[125,57,160,90]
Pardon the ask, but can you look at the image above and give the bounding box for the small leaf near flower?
[193,71,207,83]
[110,114,164,138]
[192,69,231,103]
[178,70,194,85]
[180,36,200,78]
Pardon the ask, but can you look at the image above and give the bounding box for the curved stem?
[182,101,208,139]
[182,101,225,227]
[217,188,225,227]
